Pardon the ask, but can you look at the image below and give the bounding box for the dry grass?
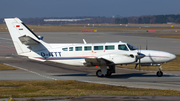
[18,25,180,34]
[1,24,180,34]
[77,23,180,27]
[0,63,17,70]
[0,24,7,32]
[120,55,180,71]
[159,36,180,39]
[0,80,180,98]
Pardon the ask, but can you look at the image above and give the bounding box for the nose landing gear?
[156,66,163,77]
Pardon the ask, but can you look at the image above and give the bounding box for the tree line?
[115,14,180,24]
[1,14,180,25]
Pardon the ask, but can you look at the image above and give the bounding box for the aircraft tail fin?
[4,18,47,55]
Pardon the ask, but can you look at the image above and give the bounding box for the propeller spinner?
[135,52,146,70]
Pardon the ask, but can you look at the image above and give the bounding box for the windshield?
[118,44,129,51]
[127,43,138,50]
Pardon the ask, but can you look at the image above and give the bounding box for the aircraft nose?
[169,53,177,61]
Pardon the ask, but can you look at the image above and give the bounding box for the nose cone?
[140,50,177,63]
[161,52,177,62]
[169,53,177,61]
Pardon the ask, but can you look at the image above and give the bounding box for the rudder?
[4,18,46,55]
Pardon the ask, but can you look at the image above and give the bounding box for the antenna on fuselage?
[83,39,87,44]
[146,40,148,50]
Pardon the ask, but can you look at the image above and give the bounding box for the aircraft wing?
[84,57,113,66]
[19,35,40,45]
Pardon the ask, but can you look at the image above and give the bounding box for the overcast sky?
[0,0,180,18]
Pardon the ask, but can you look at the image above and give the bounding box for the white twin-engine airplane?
[5,18,177,77]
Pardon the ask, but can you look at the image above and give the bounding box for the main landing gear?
[96,69,112,77]
[96,65,115,77]
[156,66,163,77]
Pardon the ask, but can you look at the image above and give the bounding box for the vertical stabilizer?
[4,18,46,55]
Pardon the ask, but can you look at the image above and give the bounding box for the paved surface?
[1,95,180,101]
[0,32,180,100]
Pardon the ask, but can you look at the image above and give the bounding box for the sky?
[0,0,180,18]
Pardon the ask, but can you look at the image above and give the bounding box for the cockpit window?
[118,44,129,51]
[127,43,138,50]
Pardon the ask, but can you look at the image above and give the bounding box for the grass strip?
[159,36,180,39]
[120,55,180,71]
[0,80,180,98]
[0,63,17,70]
[1,24,180,34]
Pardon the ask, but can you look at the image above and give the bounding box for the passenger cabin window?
[105,45,114,50]
[62,48,68,51]
[94,46,103,50]
[69,47,73,51]
[84,46,91,51]
[75,46,82,51]
[118,44,129,51]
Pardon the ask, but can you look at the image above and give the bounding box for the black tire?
[96,70,103,77]
[157,71,163,77]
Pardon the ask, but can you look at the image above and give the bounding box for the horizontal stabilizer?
[19,35,40,45]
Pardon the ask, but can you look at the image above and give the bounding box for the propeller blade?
[139,59,141,71]
[136,52,145,71]
[135,64,138,69]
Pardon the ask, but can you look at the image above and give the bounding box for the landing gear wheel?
[106,69,112,77]
[96,69,103,77]
[156,71,163,77]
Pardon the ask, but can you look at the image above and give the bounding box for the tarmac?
[0,32,180,101]
[1,95,180,101]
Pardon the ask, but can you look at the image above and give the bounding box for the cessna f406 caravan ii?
[5,18,177,77]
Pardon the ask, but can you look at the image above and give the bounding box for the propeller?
[135,40,149,70]
[135,46,145,71]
